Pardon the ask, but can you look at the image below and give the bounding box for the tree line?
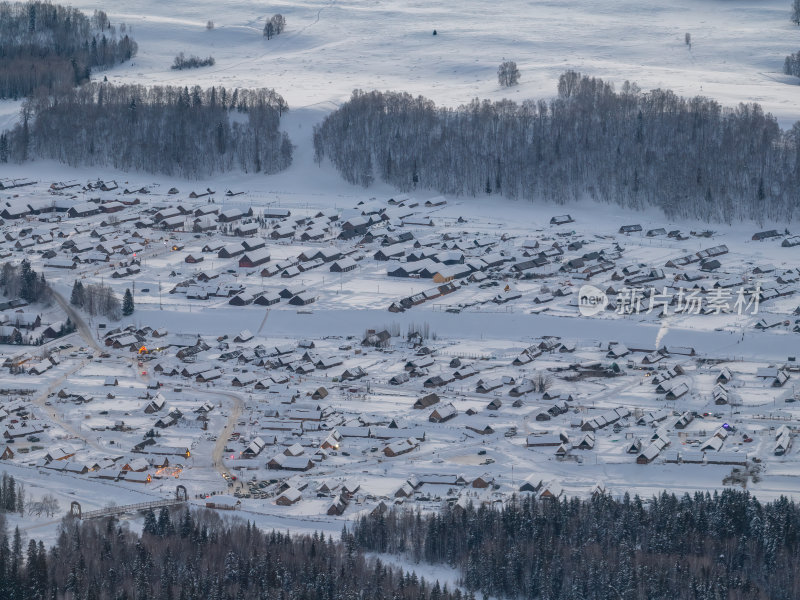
[4,487,799,599]
[352,489,800,600]
[0,1,137,99]
[4,82,293,178]
[0,506,475,600]
[314,72,800,224]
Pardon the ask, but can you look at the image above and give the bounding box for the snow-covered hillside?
[58,0,800,126]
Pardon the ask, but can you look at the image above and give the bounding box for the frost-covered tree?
[0,1,137,99]
[497,60,520,87]
[314,72,796,224]
[263,14,285,39]
[172,53,215,70]
[7,83,292,178]
[82,283,121,320]
[270,14,286,34]
[785,50,800,77]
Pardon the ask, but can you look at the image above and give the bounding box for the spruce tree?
[70,281,85,307]
[122,288,134,316]
[20,260,37,302]
[6,477,16,512]
[142,509,157,536]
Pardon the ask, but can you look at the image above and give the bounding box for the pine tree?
[122,289,134,316]
[8,526,22,598]
[143,509,157,536]
[215,122,226,155]
[0,473,7,510]
[20,260,37,302]
[19,114,29,162]
[70,281,85,307]
[179,510,193,539]
[26,539,40,598]
[156,507,173,537]
[5,476,16,513]
[15,483,23,515]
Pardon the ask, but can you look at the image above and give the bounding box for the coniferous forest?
[0,1,137,99]
[5,83,293,178]
[353,489,800,600]
[0,489,798,599]
[0,2,293,178]
[0,507,473,600]
[314,71,800,224]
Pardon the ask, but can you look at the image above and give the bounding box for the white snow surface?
[44,0,800,126]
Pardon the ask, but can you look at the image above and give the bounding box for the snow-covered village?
[0,0,800,598]
[0,178,798,519]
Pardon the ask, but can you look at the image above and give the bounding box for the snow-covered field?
[50,0,800,126]
[0,0,799,542]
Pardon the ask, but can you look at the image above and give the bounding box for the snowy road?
[131,305,796,362]
[201,388,244,485]
[51,289,104,355]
